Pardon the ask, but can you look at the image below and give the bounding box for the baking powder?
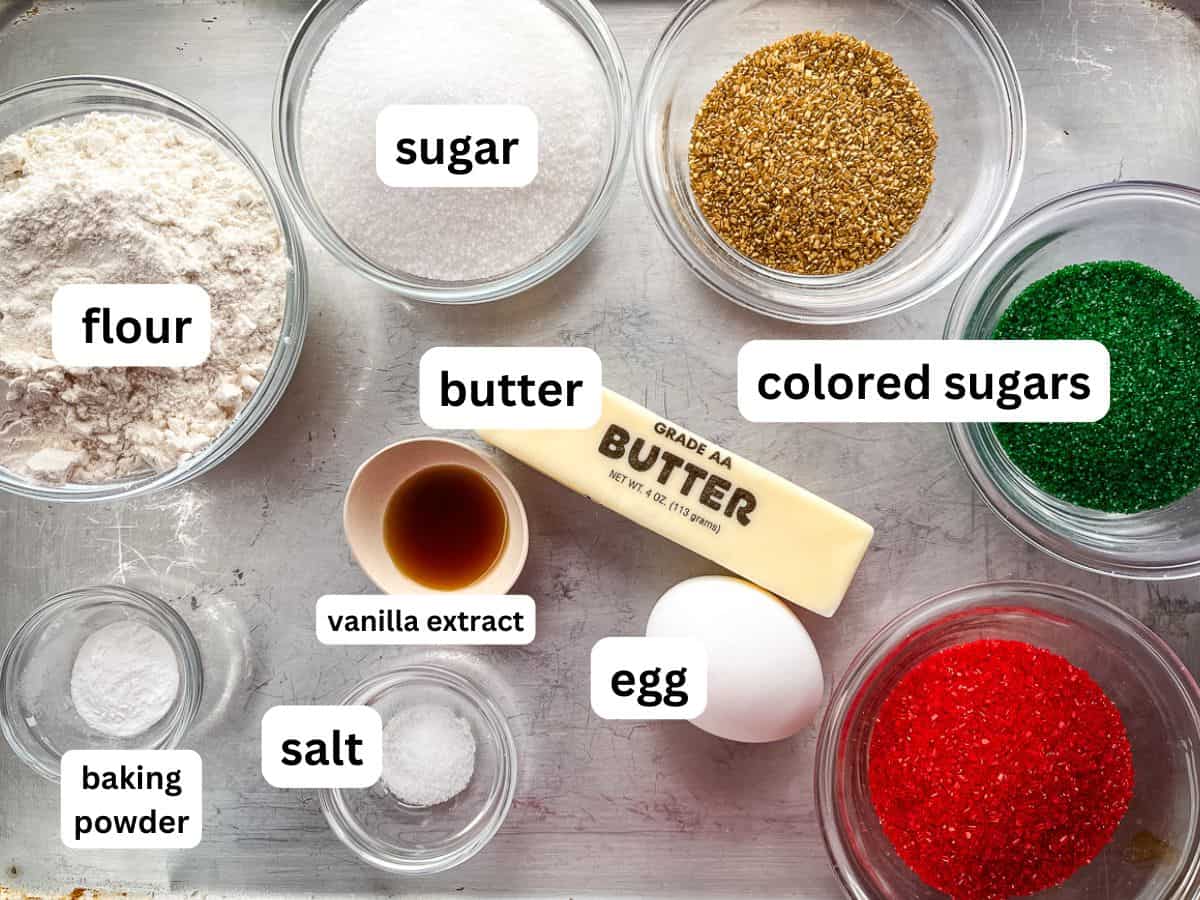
[0,112,288,483]
[300,0,608,281]
[70,620,181,738]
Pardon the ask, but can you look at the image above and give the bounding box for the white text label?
[738,340,1110,423]
[590,637,707,720]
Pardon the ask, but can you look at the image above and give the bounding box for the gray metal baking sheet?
[2,0,1200,896]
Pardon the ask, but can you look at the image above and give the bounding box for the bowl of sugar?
[273,0,631,303]
[320,665,518,874]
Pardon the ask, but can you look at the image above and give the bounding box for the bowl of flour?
[0,76,308,501]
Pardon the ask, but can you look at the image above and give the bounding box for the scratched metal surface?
[0,0,1199,896]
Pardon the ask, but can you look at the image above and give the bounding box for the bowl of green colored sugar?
[946,180,1200,579]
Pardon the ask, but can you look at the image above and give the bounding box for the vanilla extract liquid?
[383,464,508,590]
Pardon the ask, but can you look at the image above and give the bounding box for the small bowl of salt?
[320,665,518,875]
[0,584,204,781]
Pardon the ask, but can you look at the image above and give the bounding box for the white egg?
[645,575,824,743]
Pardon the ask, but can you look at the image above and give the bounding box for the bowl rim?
[0,583,205,782]
[271,0,632,304]
[814,579,1200,900]
[0,74,310,504]
[944,179,1200,579]
[633,0,1027,325]
[318,664,519,875]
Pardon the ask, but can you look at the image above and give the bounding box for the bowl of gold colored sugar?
[635,0,1026,324]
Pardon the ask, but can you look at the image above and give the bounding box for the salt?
[381,703,476,807]
[300,0,608,282]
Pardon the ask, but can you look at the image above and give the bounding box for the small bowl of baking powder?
[0,584,203,781]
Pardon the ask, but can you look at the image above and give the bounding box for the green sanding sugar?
[991,260,1200,514]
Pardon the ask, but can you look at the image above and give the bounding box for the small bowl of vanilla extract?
[344,439,529,594]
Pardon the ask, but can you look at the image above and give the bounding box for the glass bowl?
[0,585,204,782]
[273,0,631,304]
[945,181,1200,579]
[816,580,1200,900]
[320,665,518,874]
[635,0,1025,324]
[0,75,308,503]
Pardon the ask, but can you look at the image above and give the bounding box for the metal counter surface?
[1,0,1199,896]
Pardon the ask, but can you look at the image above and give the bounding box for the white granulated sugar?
[0,112,288,484]
[300,0,608,281]
[70,620,181,738]
[381,703,476,807]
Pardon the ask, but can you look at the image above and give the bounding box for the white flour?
[70,620,181,738]
[0,112,288,484]
[300,0,608,281]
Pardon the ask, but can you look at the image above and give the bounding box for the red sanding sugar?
[868,638,1133,900]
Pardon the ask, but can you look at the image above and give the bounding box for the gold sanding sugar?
[688,32,938,275]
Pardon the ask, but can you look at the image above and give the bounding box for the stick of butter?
[478,388,873,617]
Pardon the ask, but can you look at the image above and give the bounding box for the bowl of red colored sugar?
[816,581,1200,900]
